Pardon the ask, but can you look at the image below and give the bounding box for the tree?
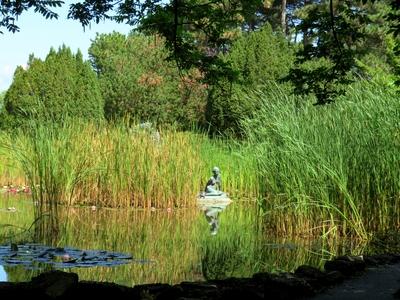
[0,90,5,111]
[1,46,104,129]
[89,32,207,127]
[386,0,400,87]
[206,24,294,136]
[285,0,387,105]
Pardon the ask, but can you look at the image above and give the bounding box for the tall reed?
[1,119,258,210]
[242,81,400,238]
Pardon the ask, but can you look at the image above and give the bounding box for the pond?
[0,193,380,287]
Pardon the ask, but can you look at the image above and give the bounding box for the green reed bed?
[1,120,258,210]
[242,81,400,238]
[0,133,25,186]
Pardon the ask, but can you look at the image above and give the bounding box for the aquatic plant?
[242,80,400,238]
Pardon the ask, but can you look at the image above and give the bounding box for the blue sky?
[0,3,132,91]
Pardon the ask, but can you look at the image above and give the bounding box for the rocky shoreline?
[1,253,399,299]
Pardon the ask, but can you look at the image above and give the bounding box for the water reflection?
[0,265,6,282]
[199,201,232,235]
[1,194,391,287]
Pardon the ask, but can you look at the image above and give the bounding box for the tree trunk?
[303,0,310,47]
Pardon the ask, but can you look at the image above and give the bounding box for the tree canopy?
[89,32,207,127]
[2,0,399,109]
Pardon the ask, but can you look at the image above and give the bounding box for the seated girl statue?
[204,166,223,196]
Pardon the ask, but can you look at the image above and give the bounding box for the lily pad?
[0,243,139,269]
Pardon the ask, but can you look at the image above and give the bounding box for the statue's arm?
[204,177,213,191]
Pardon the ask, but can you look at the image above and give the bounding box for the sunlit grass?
[242,81,400,238]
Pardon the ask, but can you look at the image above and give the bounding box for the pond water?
[0,193,379,286]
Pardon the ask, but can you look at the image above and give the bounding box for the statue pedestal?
[197,192,231,203]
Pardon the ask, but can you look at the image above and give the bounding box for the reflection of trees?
[33,213,61,246]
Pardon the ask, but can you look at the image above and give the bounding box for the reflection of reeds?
[45,205,204,286]
[242,82,400,238]
[0,197,371,286]
[199,203,370,279]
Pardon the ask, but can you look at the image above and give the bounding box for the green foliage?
[138,0,244,83]
[0,90,5,111]
[242,80,400,236]
[206,24,294,136]
[286,1,367,105]
[229,24,294,84]
[70,0,263,85]
[386,0,400,87]
[0,46,104,129]
[287,0,398,104]
[89,32,207,127]
[0,0,62,33]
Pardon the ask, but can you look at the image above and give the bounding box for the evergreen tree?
[206,24,294,136]
[286,0,398,104]
[0,90,5,111]
[1,46,104,129]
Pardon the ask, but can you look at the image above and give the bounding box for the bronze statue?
[204,166,223,196]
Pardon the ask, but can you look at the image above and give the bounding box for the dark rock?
[254,272,315,299]
[0,282,46,298]
[393,288,400,299]
[324,271,345,285]
[324,256,365,276]
[65,281,130,299]
[219,285,264,300]
[31,270,78,297]
[178,281,218,298]
[363,256,379,266]
[132,283,173,299]
[294,265,330,291]
[0,252,399,299]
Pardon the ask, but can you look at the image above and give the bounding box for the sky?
[0,2,133,91]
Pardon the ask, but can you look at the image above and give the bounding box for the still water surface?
[0,194,370,286]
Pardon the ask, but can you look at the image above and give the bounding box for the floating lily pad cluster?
[0,244,136,269]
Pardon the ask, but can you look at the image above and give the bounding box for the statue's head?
[212,166,220,174]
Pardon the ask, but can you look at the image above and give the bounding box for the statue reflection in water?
[200,202,232,235]
[204,206,222,235]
